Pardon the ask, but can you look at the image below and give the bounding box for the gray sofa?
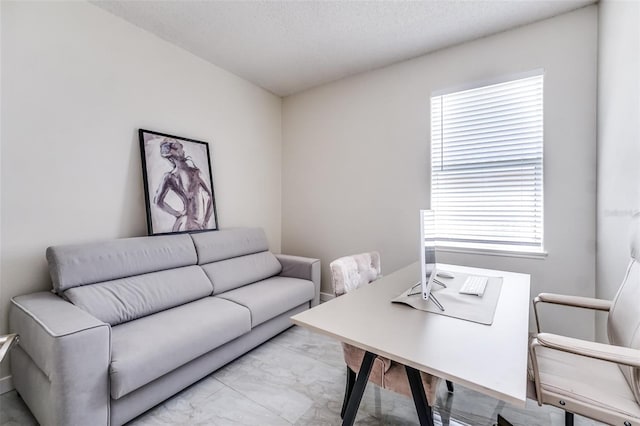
[9,228,320,426]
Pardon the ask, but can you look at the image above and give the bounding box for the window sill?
[436,244,548,260]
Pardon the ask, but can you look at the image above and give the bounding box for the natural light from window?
[430,72,544,254]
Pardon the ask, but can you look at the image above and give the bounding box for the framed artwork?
[139,129,218,235]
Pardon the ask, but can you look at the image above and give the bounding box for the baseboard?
[0,375,14,394]
[319,292,334,303]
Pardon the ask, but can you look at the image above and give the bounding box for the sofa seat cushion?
[216,277,314,327]
[110,297,250,399]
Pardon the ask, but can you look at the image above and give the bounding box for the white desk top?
[291,262,531,407]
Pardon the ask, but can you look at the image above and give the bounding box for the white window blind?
[430,73,544,252]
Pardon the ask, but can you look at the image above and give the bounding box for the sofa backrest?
[47,234,197,293]
[46,228,281,325]
[47,234,213,326]
[192,228,282,294]
[64,266,212,326]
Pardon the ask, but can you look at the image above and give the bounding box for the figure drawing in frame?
[139,129,218,235]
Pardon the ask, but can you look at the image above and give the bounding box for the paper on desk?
[391,272,503,325]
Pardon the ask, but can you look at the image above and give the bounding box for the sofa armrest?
[276,254,321,307]
[10,292,110,426]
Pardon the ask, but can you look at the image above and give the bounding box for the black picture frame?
[139,129,218,236]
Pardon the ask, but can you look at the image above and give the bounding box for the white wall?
[596,0,640,341]
[0,1,282,383]
[282,6,598,339]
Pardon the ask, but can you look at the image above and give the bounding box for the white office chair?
[529,214,640,426]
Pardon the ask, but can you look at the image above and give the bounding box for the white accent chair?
[329,252,452,419]
[529,215,640,426]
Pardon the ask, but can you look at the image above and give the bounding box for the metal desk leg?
[342,351,376,426]
[496,414,514,426]
[446,380,454,393]
[341,367,357,419]
[405,365,435,426]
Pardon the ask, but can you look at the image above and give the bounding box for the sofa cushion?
[47,234,197,293]
[216,276,314,327]
[110,297,250,399]
[201,251,282,294]
[191,228,270,264]
[64,266,213,326]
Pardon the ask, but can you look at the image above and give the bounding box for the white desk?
[291,262,530,425]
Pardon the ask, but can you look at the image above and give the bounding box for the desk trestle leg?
[446,380,454,393]
[341,367,357,419]
[341,351,376,426]
[405,365,435,426]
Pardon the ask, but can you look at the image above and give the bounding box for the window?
[430,72,544,254]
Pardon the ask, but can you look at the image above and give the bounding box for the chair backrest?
[330,252,381,297]
[607,213,640,404]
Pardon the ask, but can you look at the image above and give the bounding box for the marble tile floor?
[1,326,606,426]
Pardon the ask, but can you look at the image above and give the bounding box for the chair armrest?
[275,254,321,307]
[10,292,110,426]
[0,334,19,364]
[535,332,640,368]
[533,293,611,333]
[528,332,640,406]
[535,293,612,310]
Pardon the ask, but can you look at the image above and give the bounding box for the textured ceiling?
[91,0,594,96]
